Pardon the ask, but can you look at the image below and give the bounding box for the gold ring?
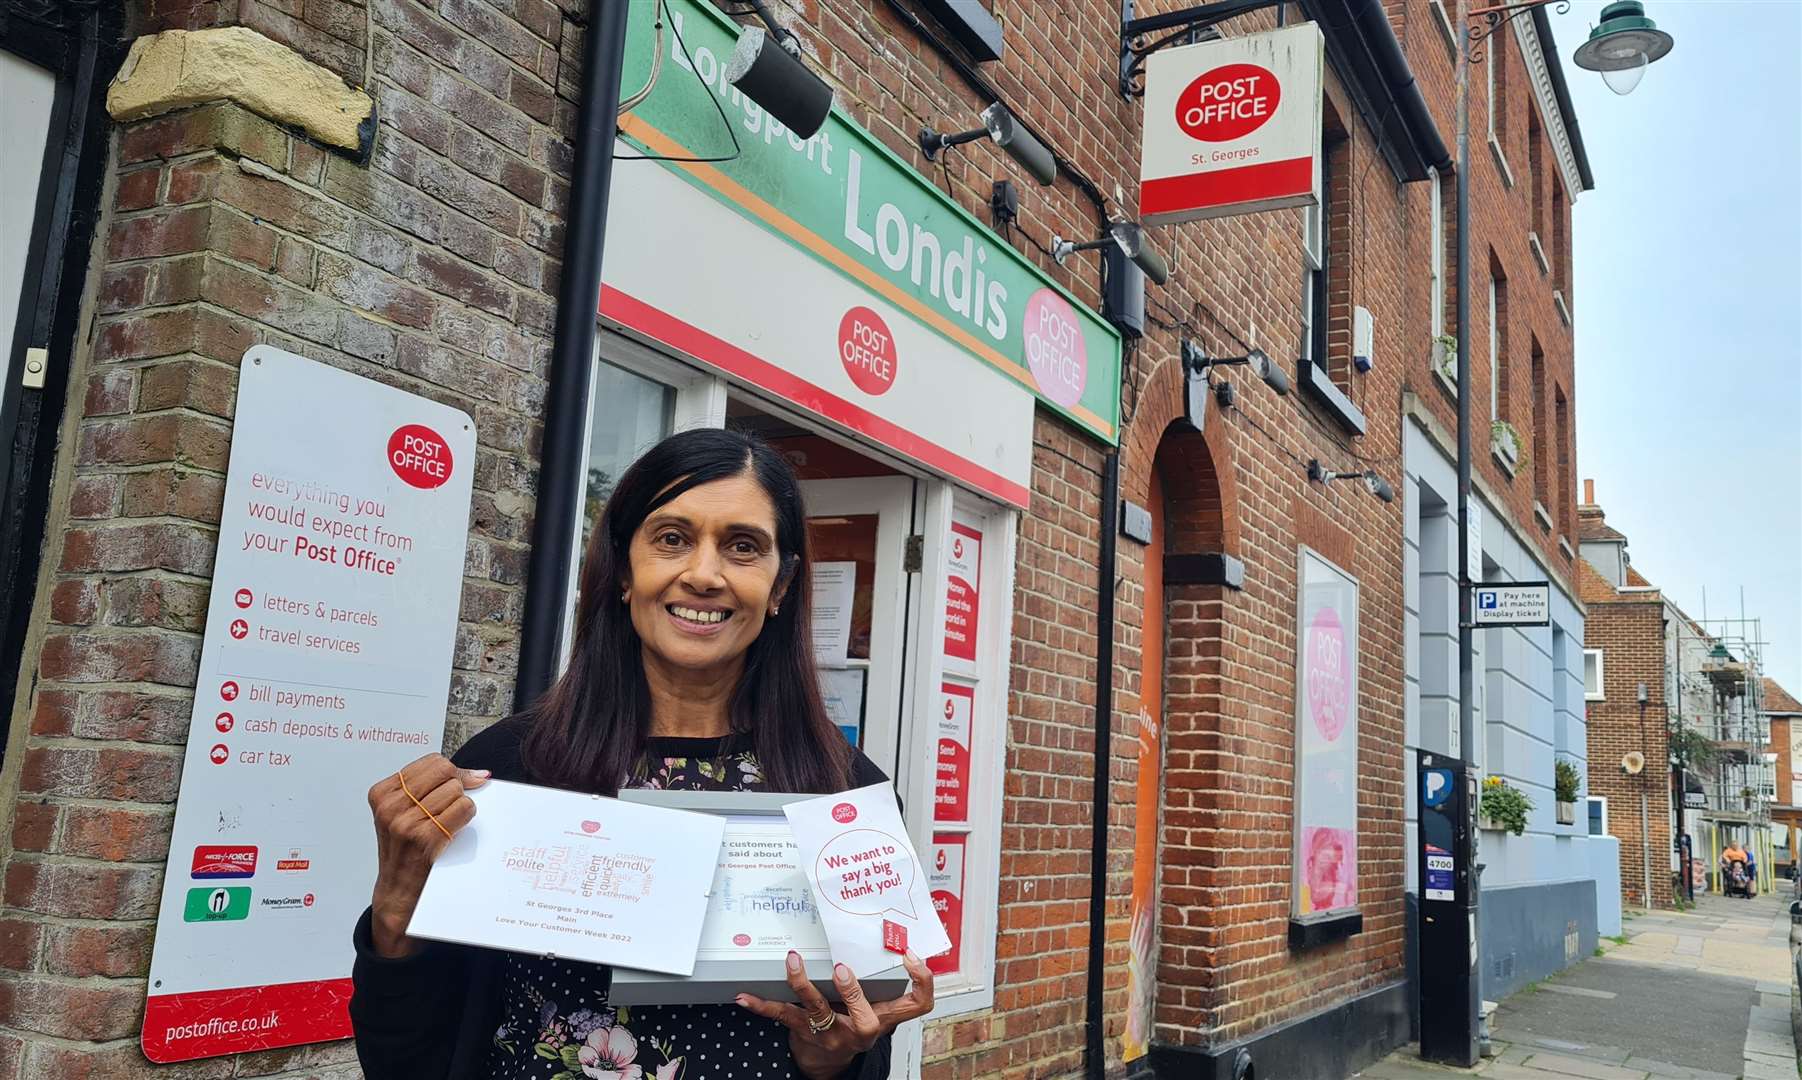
[807,1010,837,1034]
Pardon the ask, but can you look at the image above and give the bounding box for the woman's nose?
[679,542,727,589]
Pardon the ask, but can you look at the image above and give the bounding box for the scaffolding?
[1669,601,1777,893]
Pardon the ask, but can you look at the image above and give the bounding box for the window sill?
[1534,501,1553,533]
[1489,135,1515,188]
[1299,358,1368,436]
[1553,291,1571,326]
[1529,232,1550,276]
[1433,363,1459,403]
[1491,444,1517,478]
[1289,910,1363,950]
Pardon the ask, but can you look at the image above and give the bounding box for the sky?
[1545,1,1802,693]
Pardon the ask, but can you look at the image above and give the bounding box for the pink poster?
[1293,549,1359,918]
[943,521,982,661]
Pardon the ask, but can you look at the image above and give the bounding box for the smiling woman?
[349,429,933,1080]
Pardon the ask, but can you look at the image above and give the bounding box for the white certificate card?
[407,780,726,975]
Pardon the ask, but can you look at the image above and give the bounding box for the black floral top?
[483,734,882,1080]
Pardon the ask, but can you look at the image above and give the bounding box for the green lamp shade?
[1574,1,1674,96]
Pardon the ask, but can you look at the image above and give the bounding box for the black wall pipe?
[1085,450,1121,1080]
[515,0,632,712]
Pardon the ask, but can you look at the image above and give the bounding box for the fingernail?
[835,963,851,982]
[735,994,750,1007]
[786,951,801,973]
[475,769,491,778]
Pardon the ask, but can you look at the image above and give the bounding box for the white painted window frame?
[1488,276,1500,421]
[1584,648,1605,701]
[1301,202,1324,364]
[1428,166,1444,338]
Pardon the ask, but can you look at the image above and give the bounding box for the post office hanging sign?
[1140,23,1324,225]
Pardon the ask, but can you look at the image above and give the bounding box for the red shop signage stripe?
[1142,156,1314,215]
[141,977,352,1063]
[600,286,1033,508]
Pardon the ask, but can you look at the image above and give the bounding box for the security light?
[726,24,834,138]
[919,103,1058,187]
[1307,459,1395,504]
[1052,222,1169,286]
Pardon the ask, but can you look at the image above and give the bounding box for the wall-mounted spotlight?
[919,103,1058,187]
[1052,222,1169,286]
[726,7,833,139]
[1183,339,1290,396]
[1307,459,1395,504]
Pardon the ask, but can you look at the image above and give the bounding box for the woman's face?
[623,471,789,676]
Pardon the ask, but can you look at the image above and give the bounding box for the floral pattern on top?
[485,735,794,1080]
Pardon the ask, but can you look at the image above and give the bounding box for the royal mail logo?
[275,850,310,872]
[831,803,858,824]
[191,845,258,879]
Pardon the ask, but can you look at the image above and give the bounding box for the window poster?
[942,520,982,661]
[934,683,974,823]
[926,835,966,976]
[1292,548,1359,919]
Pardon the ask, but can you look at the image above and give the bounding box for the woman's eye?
[656,530,685,547]
[730,540,761,557]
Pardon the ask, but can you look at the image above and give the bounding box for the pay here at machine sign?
[1140,23,1324,225]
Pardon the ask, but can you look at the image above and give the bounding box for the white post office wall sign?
[1140,23,1325,225]
[142,347,475,1062]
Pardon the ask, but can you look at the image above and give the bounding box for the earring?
[770,606,780,617]
[620,590,630,603]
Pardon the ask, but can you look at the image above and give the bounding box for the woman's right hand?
[366,753,490,958]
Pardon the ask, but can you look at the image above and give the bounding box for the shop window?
[580,361,675,545]
[1584,649,1604,700]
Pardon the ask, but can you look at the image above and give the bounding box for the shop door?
[800,477,914,778]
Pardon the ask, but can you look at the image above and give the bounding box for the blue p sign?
[1478,591,1498,609]
[1423,768,1454,808]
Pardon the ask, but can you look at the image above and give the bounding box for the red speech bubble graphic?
[815,828,917,920]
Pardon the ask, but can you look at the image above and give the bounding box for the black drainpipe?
[1086,451,1120,1079]
[515,1,632,711]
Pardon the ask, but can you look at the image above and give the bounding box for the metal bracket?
[1118,0,1282,98]
[1464,0,1569,63]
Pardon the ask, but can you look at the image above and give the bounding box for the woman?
[351,429,934,1079]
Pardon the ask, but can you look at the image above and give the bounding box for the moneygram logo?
[259,893,316,912]
[191,845,257,879]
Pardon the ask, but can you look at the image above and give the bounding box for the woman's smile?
[666,603,735,632]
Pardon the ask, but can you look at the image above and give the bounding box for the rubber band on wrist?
[397,770,453,839]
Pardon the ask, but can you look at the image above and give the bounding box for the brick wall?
[1579,584,1673,910]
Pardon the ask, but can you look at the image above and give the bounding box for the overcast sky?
[1545,1,1802,693]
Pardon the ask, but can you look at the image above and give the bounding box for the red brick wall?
[1581,596,1673,909]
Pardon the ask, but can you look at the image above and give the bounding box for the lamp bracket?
[1464,0,1569,63]
[1117,0,1282,98]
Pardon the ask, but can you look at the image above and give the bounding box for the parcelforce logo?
[191,846,258,879]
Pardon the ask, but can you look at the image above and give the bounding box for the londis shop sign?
[609,0,1121,449]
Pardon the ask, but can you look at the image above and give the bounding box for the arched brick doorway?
[1124,415,1236,1062]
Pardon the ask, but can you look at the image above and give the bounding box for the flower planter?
[1491,427,1520,469]
[1479,815,1508,832]
[1556,801,1576,826]
[1432,339,1458,397]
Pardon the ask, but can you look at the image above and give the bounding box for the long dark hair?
[522,428,852,795]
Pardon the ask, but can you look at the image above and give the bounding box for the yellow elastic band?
[398,770,452,839]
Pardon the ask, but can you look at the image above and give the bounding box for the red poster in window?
[935,683,974,823]
[927,835,966,975]
[943,522,982,661]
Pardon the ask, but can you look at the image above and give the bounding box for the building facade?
[1,0,1599,1076]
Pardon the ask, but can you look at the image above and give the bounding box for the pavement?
[1354,888,1799,1080]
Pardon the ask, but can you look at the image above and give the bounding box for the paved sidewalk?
[1355,889,1798,1080]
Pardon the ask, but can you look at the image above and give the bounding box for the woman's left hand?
[736,949,935,1079]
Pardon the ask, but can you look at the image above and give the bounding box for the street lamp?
[1573,1,1676,95]
[1431,0,1676,1067]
